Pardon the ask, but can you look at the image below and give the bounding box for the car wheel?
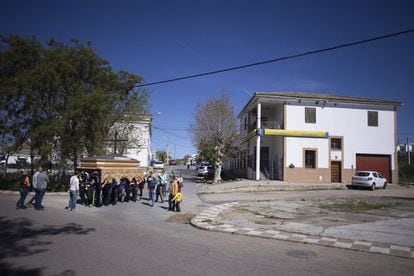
[383,182,387,189]
[371,183,376,191]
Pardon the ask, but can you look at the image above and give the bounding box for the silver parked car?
[351,171,387,190]
[197,165,209,176]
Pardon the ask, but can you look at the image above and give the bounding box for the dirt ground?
[218,196,414,229]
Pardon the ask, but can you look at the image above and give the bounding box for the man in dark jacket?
[147,172,156,207]
[34,167,49,210]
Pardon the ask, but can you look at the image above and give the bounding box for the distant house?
[225,92,401,184]
[398,143,413,153]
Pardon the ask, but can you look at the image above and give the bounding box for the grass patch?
[319,200,393,211]
[165,212,194,224]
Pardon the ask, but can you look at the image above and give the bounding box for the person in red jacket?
[16,171,30,209]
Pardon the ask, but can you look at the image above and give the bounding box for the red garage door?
[356,154,392,183]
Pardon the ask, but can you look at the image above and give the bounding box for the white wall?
[286,137,330,168]
[126,122,151,167]
[285,104,396,170]
[109,120,151,168]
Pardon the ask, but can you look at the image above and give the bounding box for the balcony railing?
[248,120,284,133]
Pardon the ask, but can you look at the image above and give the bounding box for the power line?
[135,28,414,88]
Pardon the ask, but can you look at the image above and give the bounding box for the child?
[172,191,182,212]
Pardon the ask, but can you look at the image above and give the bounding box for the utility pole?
[407,138,411,165]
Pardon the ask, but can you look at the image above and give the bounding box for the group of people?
[68,170,146,209]
[16,167,49,210]
[15,168,184,212]
[66,169,184,212]
[145,170,184,211]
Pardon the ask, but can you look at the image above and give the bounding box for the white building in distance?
[106,116,152,168]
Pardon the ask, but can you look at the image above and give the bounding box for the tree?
[0,35,45,175]
[0,35,149,178]
[155,150,168,162]
[190,94,238,183]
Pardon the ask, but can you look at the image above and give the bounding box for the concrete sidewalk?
[197,179,346,194]
[192,180,414,259]
[191,202,414,259]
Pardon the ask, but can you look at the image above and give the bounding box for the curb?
[191,202,414,259]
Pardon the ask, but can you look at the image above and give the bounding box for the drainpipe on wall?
[256,102,261,181]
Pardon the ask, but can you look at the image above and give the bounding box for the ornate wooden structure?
[79,155,143,181]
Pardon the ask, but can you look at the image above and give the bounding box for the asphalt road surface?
[0,166,413,276]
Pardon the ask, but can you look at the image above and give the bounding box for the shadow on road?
[0,216,95,275]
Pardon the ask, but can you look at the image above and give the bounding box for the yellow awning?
[264,129,328,138]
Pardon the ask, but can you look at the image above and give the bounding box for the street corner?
[190,202,240,231]
[190,201,414,259]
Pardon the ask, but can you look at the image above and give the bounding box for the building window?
[331,138,342,150]
[305,107,316,124]
[368,111,378,127]
[244,116,247,130]
[305,150,316,169]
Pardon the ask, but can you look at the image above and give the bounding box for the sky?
[1,0,414,158]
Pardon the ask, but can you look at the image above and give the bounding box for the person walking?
[168,177,179,211]
[137,174,144,199]
[16,171,30,209]
[146,172,156,207]
[172,191,183,212]
[66,171,80,211]
[155,175,164,203]
[34,167,49,210]
[160,170,168,198]
[126,176,137,202]
[26,167,40,207]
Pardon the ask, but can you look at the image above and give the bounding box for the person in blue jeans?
[16,172,30,209]
[34,168,49,210]
[147,172,156,207]
[66,171,80,211]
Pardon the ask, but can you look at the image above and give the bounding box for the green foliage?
[155,150,168,162]
[0,35,149,173]
[398,154,414,186]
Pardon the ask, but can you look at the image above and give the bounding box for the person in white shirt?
[67,171,80,211]
[26,167,40,207]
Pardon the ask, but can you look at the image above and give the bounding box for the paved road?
[0,166,413,275]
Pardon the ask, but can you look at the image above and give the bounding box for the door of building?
[355,154,391,183]
[331,161,342,183]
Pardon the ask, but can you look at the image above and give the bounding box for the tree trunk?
[213,162,222,184]
[2,154,9,180]
[213,145,224,184]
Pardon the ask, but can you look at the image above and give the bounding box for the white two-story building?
[229,92,401,184]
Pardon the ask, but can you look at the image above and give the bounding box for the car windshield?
[356,172,370,177]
